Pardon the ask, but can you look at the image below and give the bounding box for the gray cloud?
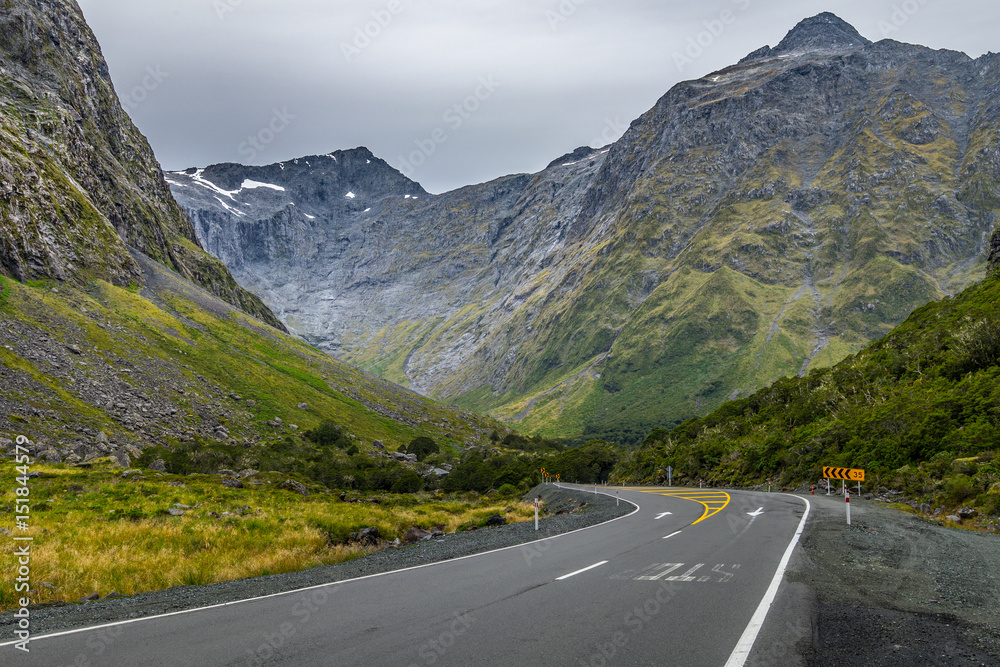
[77,0,999,193]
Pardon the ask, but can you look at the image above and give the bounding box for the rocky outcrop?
[0,0,283,330]
[990,228,1000,271]
[173,14,1000,440]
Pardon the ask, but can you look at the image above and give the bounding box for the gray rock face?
[171,14,1000,438]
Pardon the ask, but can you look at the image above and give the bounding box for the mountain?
[0,0,282,329]
[172,14,1000,444]
[0,0,504,460]
[613,232,1000,490]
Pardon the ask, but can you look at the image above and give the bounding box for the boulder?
[957,507,978,519]
[946,515,962,523]
[167,508,185,517]
[238,469,259,479]
[485,514,506,527]
[78,592,100,602]
[349,526,380,546]
[277,479,309,496]
[221,478,244,489]
[149,459,167,472]
[372,440,385,450]
[402,527,432,544]
[37,449,62,464]
[297,403,309,410]
[112,448,130,468]
[919,503,932,515]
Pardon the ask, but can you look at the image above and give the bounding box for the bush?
[306,420,350,449]
[942,475,977,505]
[497,483,519,498]
[390,470,424,494]
[405,437,440,461]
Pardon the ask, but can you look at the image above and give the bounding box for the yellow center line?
[640,489,732,525]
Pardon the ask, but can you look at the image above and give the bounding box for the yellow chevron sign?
[823,467,865,481]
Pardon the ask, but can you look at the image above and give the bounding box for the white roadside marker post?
[846,489,851,526]
[534,496,540,531]
[827,479,830,495]
[857,481,861,497]
[616,491,620,507]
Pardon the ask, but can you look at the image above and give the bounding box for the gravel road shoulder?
[751,494,1000,666]
[1,484,632,637]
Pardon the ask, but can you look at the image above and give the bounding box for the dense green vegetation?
[614,271,1000,500]
[443,441,620,493]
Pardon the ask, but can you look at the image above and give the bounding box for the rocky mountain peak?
[742,12,872,63]
[773,12,871,54]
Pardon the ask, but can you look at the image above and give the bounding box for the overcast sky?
[77,0,999,194]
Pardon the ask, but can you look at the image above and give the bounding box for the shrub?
[306,420,350,449]
[390,470,424,494]
[497,483,519,498]
[405,437,440,461]
[942,475,977,505]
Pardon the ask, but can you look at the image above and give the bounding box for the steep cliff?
[0,0,283,329]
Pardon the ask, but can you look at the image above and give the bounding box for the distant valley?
[172,13,1000,443]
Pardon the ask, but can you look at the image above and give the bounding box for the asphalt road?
[4,485,810,666]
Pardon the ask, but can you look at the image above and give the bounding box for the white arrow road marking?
[663,530,682,540]
[747,508,764,517]
[655,512,673,520]
[556,560,608,581]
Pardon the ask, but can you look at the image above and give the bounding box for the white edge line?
[0,489,640,648]
[663,530,682,540]
[555,560,608,581]
[723,493,811,667]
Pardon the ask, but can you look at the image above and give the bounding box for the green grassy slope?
[613,263,1000,495]
[0,256,504,458]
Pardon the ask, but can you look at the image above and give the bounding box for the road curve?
[4,485,809,666]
